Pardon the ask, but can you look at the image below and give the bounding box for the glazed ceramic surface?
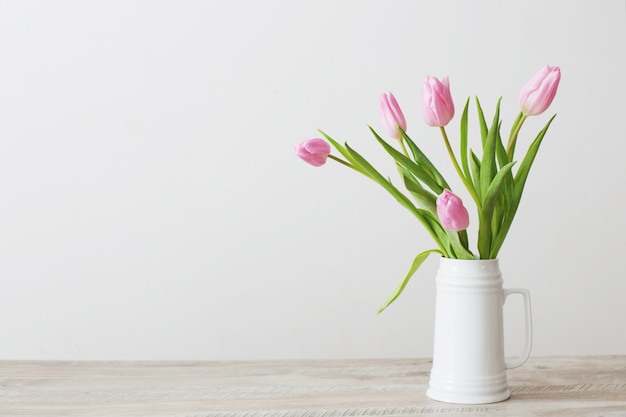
[427,258,532,404]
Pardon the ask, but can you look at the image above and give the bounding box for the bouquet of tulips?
[295,65,561,312]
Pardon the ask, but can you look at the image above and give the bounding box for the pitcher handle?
[503,288,533,369]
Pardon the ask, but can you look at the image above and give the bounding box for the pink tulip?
[294,138,331,167]
[379,92,407,140]
[518,65,561,116]
[421,76,455,127]
[436,189,470,231]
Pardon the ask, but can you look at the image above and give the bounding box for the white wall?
[0,0,624,360]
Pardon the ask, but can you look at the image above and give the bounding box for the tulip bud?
[436,189,470,231]
[379,92,407,140]
[294,138,331,167]
[518,65,561,116]
[421,76,455,127]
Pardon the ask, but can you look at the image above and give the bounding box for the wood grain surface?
[0,356,624,416]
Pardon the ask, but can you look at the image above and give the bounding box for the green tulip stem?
[439,126,482,210]
[328,154,359,171]
[506,114,528,159]
[399,138,410,159]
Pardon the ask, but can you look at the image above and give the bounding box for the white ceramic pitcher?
[426,257,532,404]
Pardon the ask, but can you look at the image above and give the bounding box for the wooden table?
[0,356,624,416]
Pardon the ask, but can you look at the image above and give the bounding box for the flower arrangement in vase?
[295,65,560,313]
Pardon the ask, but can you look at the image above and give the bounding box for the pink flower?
[518,65,561,116]
[436,189,470,231]
[294,138,331,167]
[421,76,455,127]
[379,92,407,140]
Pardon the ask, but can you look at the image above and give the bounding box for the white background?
[0,0,624,360]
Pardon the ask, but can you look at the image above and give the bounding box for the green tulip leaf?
[470,150,482,200]
[479,98,502,199]
[460,98,472,183]
[446,229,475,260]
[475,97,489,147]
[344,143,450,256]
[377,249,442,314]
[402,174,437,215]
[512,115,557,202]
[400,128,450,191]
[495,128,513,191]
[369,127,444,194]
[318,130,369,177]
[477,160,516,258]
[489,114,556,258]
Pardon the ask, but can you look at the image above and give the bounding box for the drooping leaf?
[378,249,442,314]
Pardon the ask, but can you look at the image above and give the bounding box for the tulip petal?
[519,65,561,116]
[295,138,331,167]
[436,189,469,231]
[379,92,406,139]
[421,76,455,127]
